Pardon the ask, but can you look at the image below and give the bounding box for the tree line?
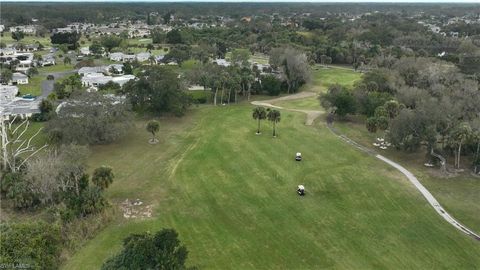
[322,56,480,173]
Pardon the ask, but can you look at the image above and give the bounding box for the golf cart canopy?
[297,185,305,190]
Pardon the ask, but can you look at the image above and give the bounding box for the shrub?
[6,174,40,209]
[102,228,194,270]
[262,75,282,96]
[189,91,208,104]
[0,221,61,270]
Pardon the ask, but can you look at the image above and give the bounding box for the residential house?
[136,52,151,62]
[78,66,108,76]
[41,55,56,66]
[109,52,124,61]
[80,47,91,56]
[122,54,136,62]
[0,48,16,56]
[0,85,19,101]
[81,73,135,88]
[107,64,124,75]
[213,58,231,67]
[15,60,33,72]
[9,25,37,34]
[11,73,29,85]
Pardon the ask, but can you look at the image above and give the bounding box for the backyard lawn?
[63,105,480,269]
[39,64,75,74]
[17,75,43,97]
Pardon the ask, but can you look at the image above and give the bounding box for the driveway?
[39,69,78,98]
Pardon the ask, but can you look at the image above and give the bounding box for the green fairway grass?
[1,32,52,47]
[334,119,480,234]
[63,106,480,270]
[271,66,361,110]
[273,96,322,111]
[304,66,362,93]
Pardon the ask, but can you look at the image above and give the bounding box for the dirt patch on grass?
[121,199,153,219]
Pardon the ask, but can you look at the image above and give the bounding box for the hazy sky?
[3,0,480,2]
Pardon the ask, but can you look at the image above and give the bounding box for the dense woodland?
[1,3,480,269]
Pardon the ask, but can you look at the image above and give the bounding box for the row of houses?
[0,48,56,70]
[109,52,154,62]
[0,51,34,72]
[8,25,37,34]
[212,58,272,74]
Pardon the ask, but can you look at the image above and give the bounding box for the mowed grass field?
[63,105,480,269]
[273,96,322,111]
[334,119,480,234]
[303,66,362,93]
[273,66,361,110]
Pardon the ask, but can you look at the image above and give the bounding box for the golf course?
[63,67,480,269]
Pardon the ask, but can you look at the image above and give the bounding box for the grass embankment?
[64,105,480,269]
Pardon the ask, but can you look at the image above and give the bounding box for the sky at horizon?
[2,0,480,3]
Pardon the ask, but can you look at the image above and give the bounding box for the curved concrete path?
[251,94,480,241]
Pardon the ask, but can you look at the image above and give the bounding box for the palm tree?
[146,43,154,52]
[148,55,156,65]
[252,107,266,134]
[92,166,114,190]
[146,120,160,144]
[267,109,281,137]
[63,56,71,66]
[450,122,472,169]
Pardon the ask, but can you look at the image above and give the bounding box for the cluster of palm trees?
[252,107,281,137]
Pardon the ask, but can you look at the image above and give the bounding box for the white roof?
[78,66,107,75]
[12,72,28,79]
[136,52,150,57]
[214,59,231,67]
[298,185,305,190]
[296,152,301,156]
[82,73,135,86]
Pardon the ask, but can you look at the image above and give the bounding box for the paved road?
[252,94,480,241]
[39,70,78,98]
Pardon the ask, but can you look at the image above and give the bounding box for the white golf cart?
[297,185,305,196]
[295,152,302,161]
